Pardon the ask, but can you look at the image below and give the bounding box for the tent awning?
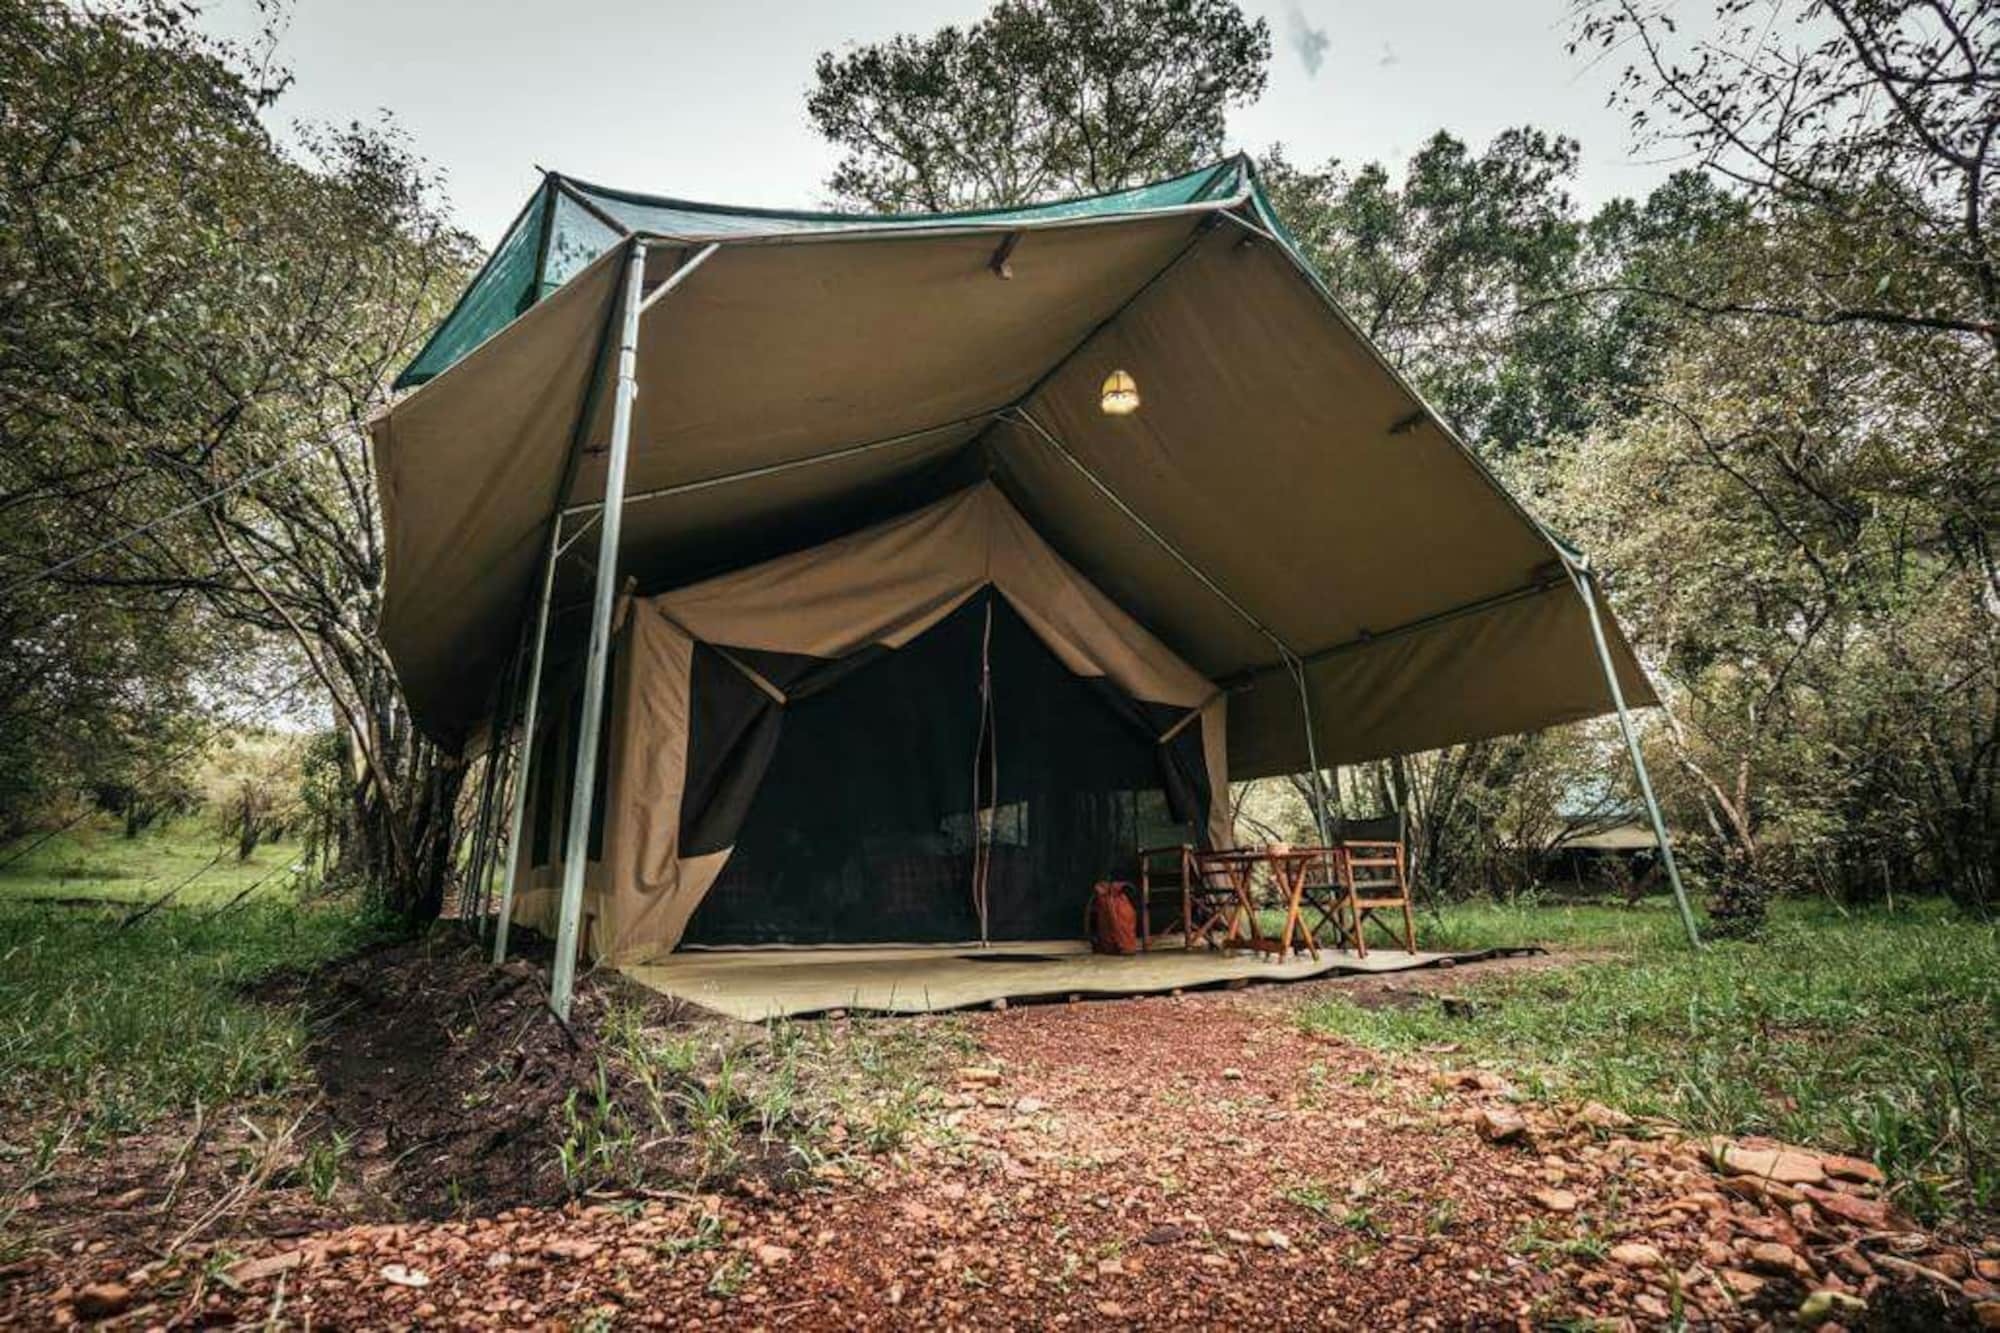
[369,157,1654,775]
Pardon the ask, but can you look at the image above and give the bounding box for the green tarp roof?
[397,158,1281,389]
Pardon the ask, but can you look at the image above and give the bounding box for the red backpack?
[1089,881,1139,955]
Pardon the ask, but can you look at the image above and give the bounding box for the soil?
[4,943,1994,1330]
[265,937,693,1217]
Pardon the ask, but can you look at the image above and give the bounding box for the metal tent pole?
[1571,565,1702,949]
[1285,657,1335,848]
[550,238,651,1018]
[462,717,503,934]
[491,517,563,963]
[547,240,718,1018]
[464,633,525,936]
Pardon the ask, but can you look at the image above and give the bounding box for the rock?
[1930,1251,1971,1279]
[1015,1096,1046,1114]
[1610,1243,1663,1270]
[1224,1229,1252,1245]
[754,1244,793,1267]
[1820,1154,1884,1185]
[542,1238,601,1261]
[956,1066,1003,1085]
[1254,1230,1291,1251]
[1140,1224,1184,1245]
[1438,994,1481,1019]
[1798,1290,1867,1322]
[1799,1183,1891,1229]
[1716,1268,1765,1298]
[1096,1301,1126,1318]
[1974,1301,2000,1330]
[225,1250,303,1285]
[1709,1139,1826,1185]
[1476,1107,1528,1144]
[1747,1241,1812,1278]
[380,1264,431,1288]
[72,1283,131,1319]
[1532,1188,1579,1214]
[1576,1101,1634,1130]
[1221,1068,1244,1081]
[1978,1259,2000,1281]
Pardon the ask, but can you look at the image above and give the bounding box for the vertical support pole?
[550,238,650,1018]
[462,750,498,934]
[464,647,517,936]
[492,519,563,963]
[1285,655,1334,849]
[1572,565,1702,949]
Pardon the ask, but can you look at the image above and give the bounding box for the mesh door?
[679,591,1208,947]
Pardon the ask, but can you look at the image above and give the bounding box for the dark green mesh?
[396,185,551,389]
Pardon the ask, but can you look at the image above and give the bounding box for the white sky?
[210,0,1681,248]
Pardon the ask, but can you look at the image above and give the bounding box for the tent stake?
[491,516,564,963]
[550,239,653,1019]
[1572,566,1702,949]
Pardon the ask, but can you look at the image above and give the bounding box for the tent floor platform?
[621,939,1507,1023]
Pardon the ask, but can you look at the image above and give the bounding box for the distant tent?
[369,155,1690,989]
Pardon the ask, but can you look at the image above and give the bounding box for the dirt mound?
[274,934,692,1218]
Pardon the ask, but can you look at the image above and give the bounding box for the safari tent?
[369,157,1693,1016]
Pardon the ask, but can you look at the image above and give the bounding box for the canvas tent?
[369,156,1695,1013]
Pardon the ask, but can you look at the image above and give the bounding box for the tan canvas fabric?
[369,247,626,733]
[558,484,1230,962]
[595,604,731,958]
[374,202,1654,778]
[656,484,1214,709]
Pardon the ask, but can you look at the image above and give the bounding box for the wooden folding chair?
[1184,849,1260,952]
[1135,844,1192,951]
[1294,847,1351,951]
[1334,815,1417,957]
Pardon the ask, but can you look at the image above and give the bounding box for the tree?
[1552,0,1999,923]
[1258,133,1745,451]
[807,0,1270,211]
[1573,0,1999,352]
[0,1,475,916]
[1545,221,1998,921]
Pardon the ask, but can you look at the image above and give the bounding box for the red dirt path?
[9,961,1990,1329]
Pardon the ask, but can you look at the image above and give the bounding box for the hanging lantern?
[1099,369,1141,416]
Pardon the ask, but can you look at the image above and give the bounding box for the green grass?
[561,1002,978,1193]
[1257,893,1688,955]
[1417,895,1688,953]
[1298,898,1998,1225]
[0,815,306,910]
[0,896,374,1141]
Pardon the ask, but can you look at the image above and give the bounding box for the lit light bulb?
[1100,369,1141,416]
